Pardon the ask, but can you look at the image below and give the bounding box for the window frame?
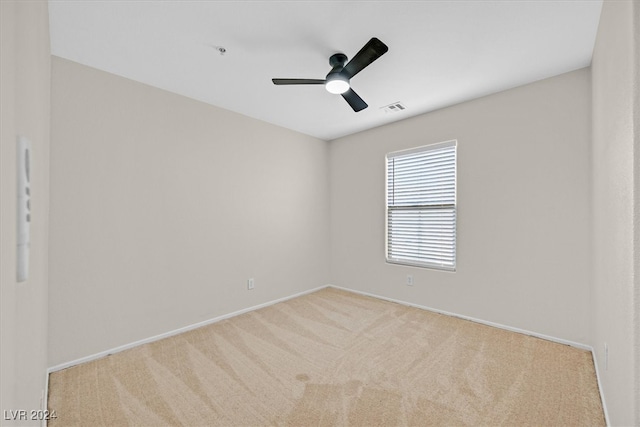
[385,140,458,271]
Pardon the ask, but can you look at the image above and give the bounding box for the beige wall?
[329,69,592,345]
[591,0,639,425]
[48,57,330,366]
[49,53,595,370]
[0,0,51,423]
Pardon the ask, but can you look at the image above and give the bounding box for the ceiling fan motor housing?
[327,54,348,81]
[329,53,348,68]
[325,53,350,94]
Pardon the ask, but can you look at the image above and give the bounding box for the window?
[386,140,457,271]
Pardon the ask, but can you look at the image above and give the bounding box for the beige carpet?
[48,287,605,426]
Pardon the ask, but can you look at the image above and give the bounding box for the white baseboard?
[328,284,592,350]
[47,283,609,426]
[48,285,328,373]
[591,347,611,426]
[42,370,49,427]
[329,284,610,425]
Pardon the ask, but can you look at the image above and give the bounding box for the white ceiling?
[48,0,603,141]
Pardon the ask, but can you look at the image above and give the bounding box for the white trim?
[42,370,49,427]
[328,284,591,350]
[591,347,611,426]
[386,139,457,158]
[328,286,610,423]
[48,285,327,373]
[46,283,608,425]
[385,140,458,271]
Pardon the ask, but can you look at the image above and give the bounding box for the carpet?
[48,287,605,426]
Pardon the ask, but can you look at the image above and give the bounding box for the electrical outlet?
[406,275,414,286]
[247,278,254,290]
[604,342,608,370]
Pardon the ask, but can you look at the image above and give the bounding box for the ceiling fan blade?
[341,88,368,112]
[341,38,388,79]
[272,78,325,85]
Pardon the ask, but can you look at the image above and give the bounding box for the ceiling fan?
[272,37,389,112]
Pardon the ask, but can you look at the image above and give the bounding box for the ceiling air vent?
[381,102,406,113]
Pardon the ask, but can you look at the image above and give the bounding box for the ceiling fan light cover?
[325,76,350,94]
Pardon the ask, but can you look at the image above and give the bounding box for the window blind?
[386,141,457,270]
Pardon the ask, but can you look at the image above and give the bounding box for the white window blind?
[386,140,457,270]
